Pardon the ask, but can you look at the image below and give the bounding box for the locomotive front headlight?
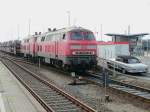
[72,51,76,55]
[70,45,81,49]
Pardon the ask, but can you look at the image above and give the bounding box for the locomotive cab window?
[70,31,95,40]
[70,32,83,40]
[84,32,95,40]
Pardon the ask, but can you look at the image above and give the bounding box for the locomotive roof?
[46,27,92,35]
[23,27,93,40]
[23,34,40,40]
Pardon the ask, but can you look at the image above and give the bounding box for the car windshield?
[127,58,140,64]
[70,31,95,40]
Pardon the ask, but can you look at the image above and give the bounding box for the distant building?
[105,33,149,54]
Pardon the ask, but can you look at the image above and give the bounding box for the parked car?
[107,55,148,73]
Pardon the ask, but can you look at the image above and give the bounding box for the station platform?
[0,61,46,112]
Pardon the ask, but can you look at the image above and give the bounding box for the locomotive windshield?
[70,31,95,40]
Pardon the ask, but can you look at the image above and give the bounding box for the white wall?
[97,44,130,59]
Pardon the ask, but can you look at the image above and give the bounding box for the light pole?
[28,18,31,35]
[73,18,77,26]
[17,24,20,40]
[147,39,149,56]
[100,24,103,41]
[67,11,71,27]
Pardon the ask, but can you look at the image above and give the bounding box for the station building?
[105,33,149,55]
[97,41,130,59]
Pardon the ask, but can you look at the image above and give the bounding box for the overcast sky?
[0,0,150,42]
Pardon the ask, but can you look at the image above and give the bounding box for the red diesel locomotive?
[37,27,97,71]
[1,27,97,71]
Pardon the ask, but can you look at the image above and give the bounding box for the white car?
[107,55,148,73]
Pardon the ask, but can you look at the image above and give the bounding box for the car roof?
[117,55,138,60]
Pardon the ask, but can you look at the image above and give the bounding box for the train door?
[55,41,58,59]
[29,44,30,55]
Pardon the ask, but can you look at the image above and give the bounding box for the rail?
[1,56,96,112]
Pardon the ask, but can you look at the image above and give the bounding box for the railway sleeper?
[37,92,59,96]
[41,95,64,99]
[46,99,70,104]
[48,101,73,106]
[53,108,82,112]
[42,93,60,96]
[35,90,59,94]
[50,103,79,109]
[43,97,68,102]
[31,87,54,92]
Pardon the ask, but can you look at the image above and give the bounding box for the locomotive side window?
[37,37,41,42]
[62,34,65,39]
[41,36,45,41]
[51,34,56,41]
[46,34,52,41]
[37,45,39,51]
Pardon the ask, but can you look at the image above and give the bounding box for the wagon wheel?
[122,69,126,74]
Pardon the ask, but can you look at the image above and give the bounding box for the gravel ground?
[16,61,149,112]
[114,74,150,89]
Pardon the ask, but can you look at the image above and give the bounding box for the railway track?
[1,52,150,108]
[83,72,150,104]
[0,52,69,75]
[0,57,95,112]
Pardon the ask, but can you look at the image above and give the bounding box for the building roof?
[105,33,149,38]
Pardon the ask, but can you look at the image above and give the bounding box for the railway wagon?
[36,27,97,71]
[0,40,21,55]
[21,38,30,57]
[12,40,21,55]
[3,41,12,53]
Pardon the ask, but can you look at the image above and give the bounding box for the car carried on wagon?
[107,55,148,73]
